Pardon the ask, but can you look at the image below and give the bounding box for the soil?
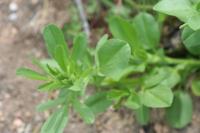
[0,0,200,133]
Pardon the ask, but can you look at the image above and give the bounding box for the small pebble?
[0,112,4,121]
[9,2,18,12]
[4,93,11,99]
[9,13,18,21]
[13,118,24,128]
[25,111,31,118]
[139,129,145,133]
[31,0,39,5]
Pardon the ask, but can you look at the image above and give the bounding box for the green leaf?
[37,97,65,112]
[187,13,200,30]
[54,46,68,71]
[96,34,109,52]
[40,59,60,68]
[192,0,200,4]
[135,106,150,126]
[132,12,160,50]
[16,68,47,80]
[97,39,131,80]
[191,79,200,96]
[95,34,109,67]
[144,68,169,88]
[154,0,200,30]
[196,2,200,11]
[39,59,64,77]
[108,16,139,50]
[38,81,62,91]
[72,33,88,63]
[134,48,148,61]
[125,92,141,110]
[31,57,49,73]
[160,68,180,88]
[107,90,129,101]
[68,78,88,91]
[43,24,69,59]
[68,85,81,91]
[85,92,112,114]
[114,65,145,80]
[182,27,200,55]
[73,99,95,124]
[46,64,59,75]
[140,85,173,108]
[144,67,180,89]
[153,0,194,22]
[41,106,68,133]
[165,91,193,129]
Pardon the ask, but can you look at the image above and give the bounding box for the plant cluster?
[17,0,200,132]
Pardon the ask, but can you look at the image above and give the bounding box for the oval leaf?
[85,92,112,114]
[108,16,139,50]
[97,39,131,80]
[125,92,141,110]
[132,12,160,50]
[72,33,88,63]
[165,91,193,128]
[43,24,69,60]
[191,79,200,96]
[73,99,95,124]
[182,27,200,55]
[153,0,194,22]
[140,85,173,108]
[41,106,68,133]
[54,45,68,71]
[135,106,150,126]
[154,0,200,30]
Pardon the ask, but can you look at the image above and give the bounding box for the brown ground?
[0,0,200,133]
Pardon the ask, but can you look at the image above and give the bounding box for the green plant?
[154,0,200,30]
[17,0,200,132]
[154,0,200,56]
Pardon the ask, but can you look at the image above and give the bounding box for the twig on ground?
[74,0,91,39]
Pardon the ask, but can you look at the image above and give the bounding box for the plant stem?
[147,53,200,66]
[125,0,153,10]
[164,57,200,65]
[74,0,90,38]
